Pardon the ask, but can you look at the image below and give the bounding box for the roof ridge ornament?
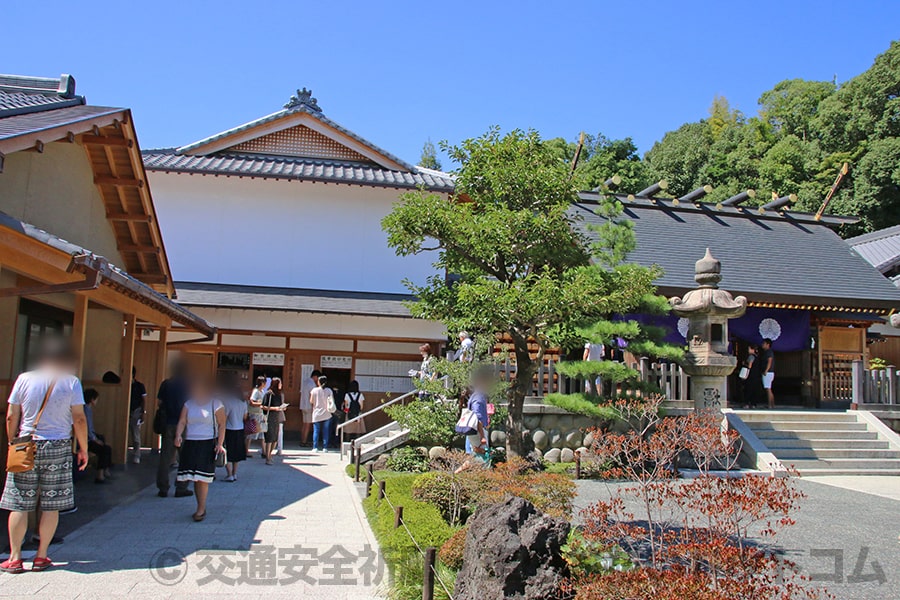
[284,87,322,112]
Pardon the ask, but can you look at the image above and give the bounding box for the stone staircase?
[732,410,900,476]
[341,420,410,463]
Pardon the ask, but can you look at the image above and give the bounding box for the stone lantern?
[669,249,748,410]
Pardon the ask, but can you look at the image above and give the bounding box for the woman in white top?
[245,376,267,457]
[309,375,335,452]
[174,378,225,522]
[342,379,366,439]
[221,380,248,482]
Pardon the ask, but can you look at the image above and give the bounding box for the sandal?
[0,558,25,574]
[192,511,206,522]
[31,557,53,572]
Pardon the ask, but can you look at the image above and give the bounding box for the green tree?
[758,79,835,141]
[849,137,900,233]
[419,138,442,170]
[382,128,658,456]
[708,95,743,139]
[644,121,713,196]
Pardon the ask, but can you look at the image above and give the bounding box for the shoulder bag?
[7,379,56,473]
[325,390,338,414]
[455,407,480,435]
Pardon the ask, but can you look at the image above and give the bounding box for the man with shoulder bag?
[2,339,89,574]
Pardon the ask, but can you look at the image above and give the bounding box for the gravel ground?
[574,478,900,600]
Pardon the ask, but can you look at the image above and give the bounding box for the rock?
[370,454,389,472]
[524,450,545,472]
[523,415,542,430]
[583,431,596,448]
[576,446,589,456]
[428,446,446,459]
[490,430,507,447]
[549,429,563,449]
[532,429,548,450]
[455,496,571,600]
[557,415,574,431]
[560,448,575,463]
[564,430,582,449]
[543,448,561,463]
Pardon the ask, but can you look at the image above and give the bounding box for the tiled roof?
[0,210,215,336]
[175,103,417,172]
[0,74,83,118]
[846,225,900,273]
[174,281,415,318]
[0,104,121,141]
[142,149,456,192]
[572,196,900,310]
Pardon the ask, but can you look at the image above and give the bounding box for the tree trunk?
[506,339,535,458]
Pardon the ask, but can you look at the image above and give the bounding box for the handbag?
[326,391,338,414]
[738,366,750,380]
[211,402,226,468]
[152,405,167,435]
[7,379,56,474]
[244,414,259,435]
[455,408,480,435]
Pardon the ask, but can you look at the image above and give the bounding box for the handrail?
[337,390,418,459]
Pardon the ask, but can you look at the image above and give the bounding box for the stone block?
[532,429,548,450]
[429,446,446,459]
[564,430,582,449]
[543,448,562,463]
[560,448,575,463]
[490,430,507,447]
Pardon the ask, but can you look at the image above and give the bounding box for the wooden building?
[142,88,453,434]
[0,74,214,465]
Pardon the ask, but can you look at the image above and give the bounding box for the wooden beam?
[72,295,89,378]
[34,140,44,153]
[94,176,144,188]
[106,212,152,223]
[0,109,126,156]
[135,273,168,285]
[81,135,133,148]
[118,244,161,254]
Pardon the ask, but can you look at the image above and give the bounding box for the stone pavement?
[0,449,386,599]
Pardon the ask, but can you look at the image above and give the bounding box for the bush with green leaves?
[561,528,632,577]
[411,471,481,527]
[385,399,458,448]
[385,446,429,473]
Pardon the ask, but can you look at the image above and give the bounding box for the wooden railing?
[852,360,899,407]
[494,355,690,402]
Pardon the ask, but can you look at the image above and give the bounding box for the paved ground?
[574,476,900,600]
[0,449,386,599]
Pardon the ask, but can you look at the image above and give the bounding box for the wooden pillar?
[71,294,89,378]
[152,328,168,449]
[115,314,136,464]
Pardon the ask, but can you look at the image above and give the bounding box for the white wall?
[148,172,439,294]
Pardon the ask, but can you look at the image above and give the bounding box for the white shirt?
[184,398,224,440]
[456,337,475,362]
[299,377,316,411]
[584,343,605,362]
[223,396,248,430]
[310,387,334,423]
[8,369,84,441]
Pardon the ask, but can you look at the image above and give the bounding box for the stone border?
[852,410,900,451]
[722,409,789,477]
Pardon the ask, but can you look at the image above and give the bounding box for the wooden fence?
[852,360,899,407]
[495,355,690,403]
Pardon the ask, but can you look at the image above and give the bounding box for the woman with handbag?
[1,341,89,574]
[309,375,336,452]
[174,378,226,522]
[741,344,764,409]
[221,379,248,482]
[261,378,285,465]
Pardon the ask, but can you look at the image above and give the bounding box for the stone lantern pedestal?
[670,249,747,411]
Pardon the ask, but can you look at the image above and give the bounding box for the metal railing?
[336,390,417,459]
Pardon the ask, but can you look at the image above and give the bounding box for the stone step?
[769,448,900,460]
[752,429,879,440]
[799,468,900,477]
[781,458,900,471]
[761,438,890,450]
[748,421,868,431]
[734,411,858,423]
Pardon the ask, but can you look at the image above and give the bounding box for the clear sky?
[4,1,899,167]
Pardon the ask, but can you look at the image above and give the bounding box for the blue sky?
[4,1,899,168]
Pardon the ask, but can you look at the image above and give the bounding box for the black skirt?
[176,438,216,483]
[224,428,247,463]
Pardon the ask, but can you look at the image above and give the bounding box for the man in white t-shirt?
[1,341,88,574]
[455,332,475,363]
[583,342,606,395]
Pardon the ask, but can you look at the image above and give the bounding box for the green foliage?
[438,526,468,570]
[544,393,626,420]
[382,127,660,455]
[362,473,456,599]
[385,446,430,473]
[869,357,888,371]
[412,471,480,526]
[385,400,458,448]
[419,138,442,170]
[562,528,633,577]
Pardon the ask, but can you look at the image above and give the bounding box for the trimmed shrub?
[475,457,576,519]
[385,399,458,447]
[386,446,429,473]
[412,471,481,527]
[438,526,467,571]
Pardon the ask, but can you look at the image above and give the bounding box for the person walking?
[156,359,192,499]
[299,369,320,447]
[454,331,475,363]
[82,388,114,484]
[262,377,285,465]
[221,379,248,482]
[582,341,605,395]
[761,338,776,409]
[1,340,89,574]
[309,375,335,452]
[174,378,225,522]
[129,366,146,464]
[456,372,490,473]
[246,376,267,458]
[341,380,366,441]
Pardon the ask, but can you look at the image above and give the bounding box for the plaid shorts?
[1,439,75,512]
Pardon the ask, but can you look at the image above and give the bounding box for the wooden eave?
[181,111,409,172]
